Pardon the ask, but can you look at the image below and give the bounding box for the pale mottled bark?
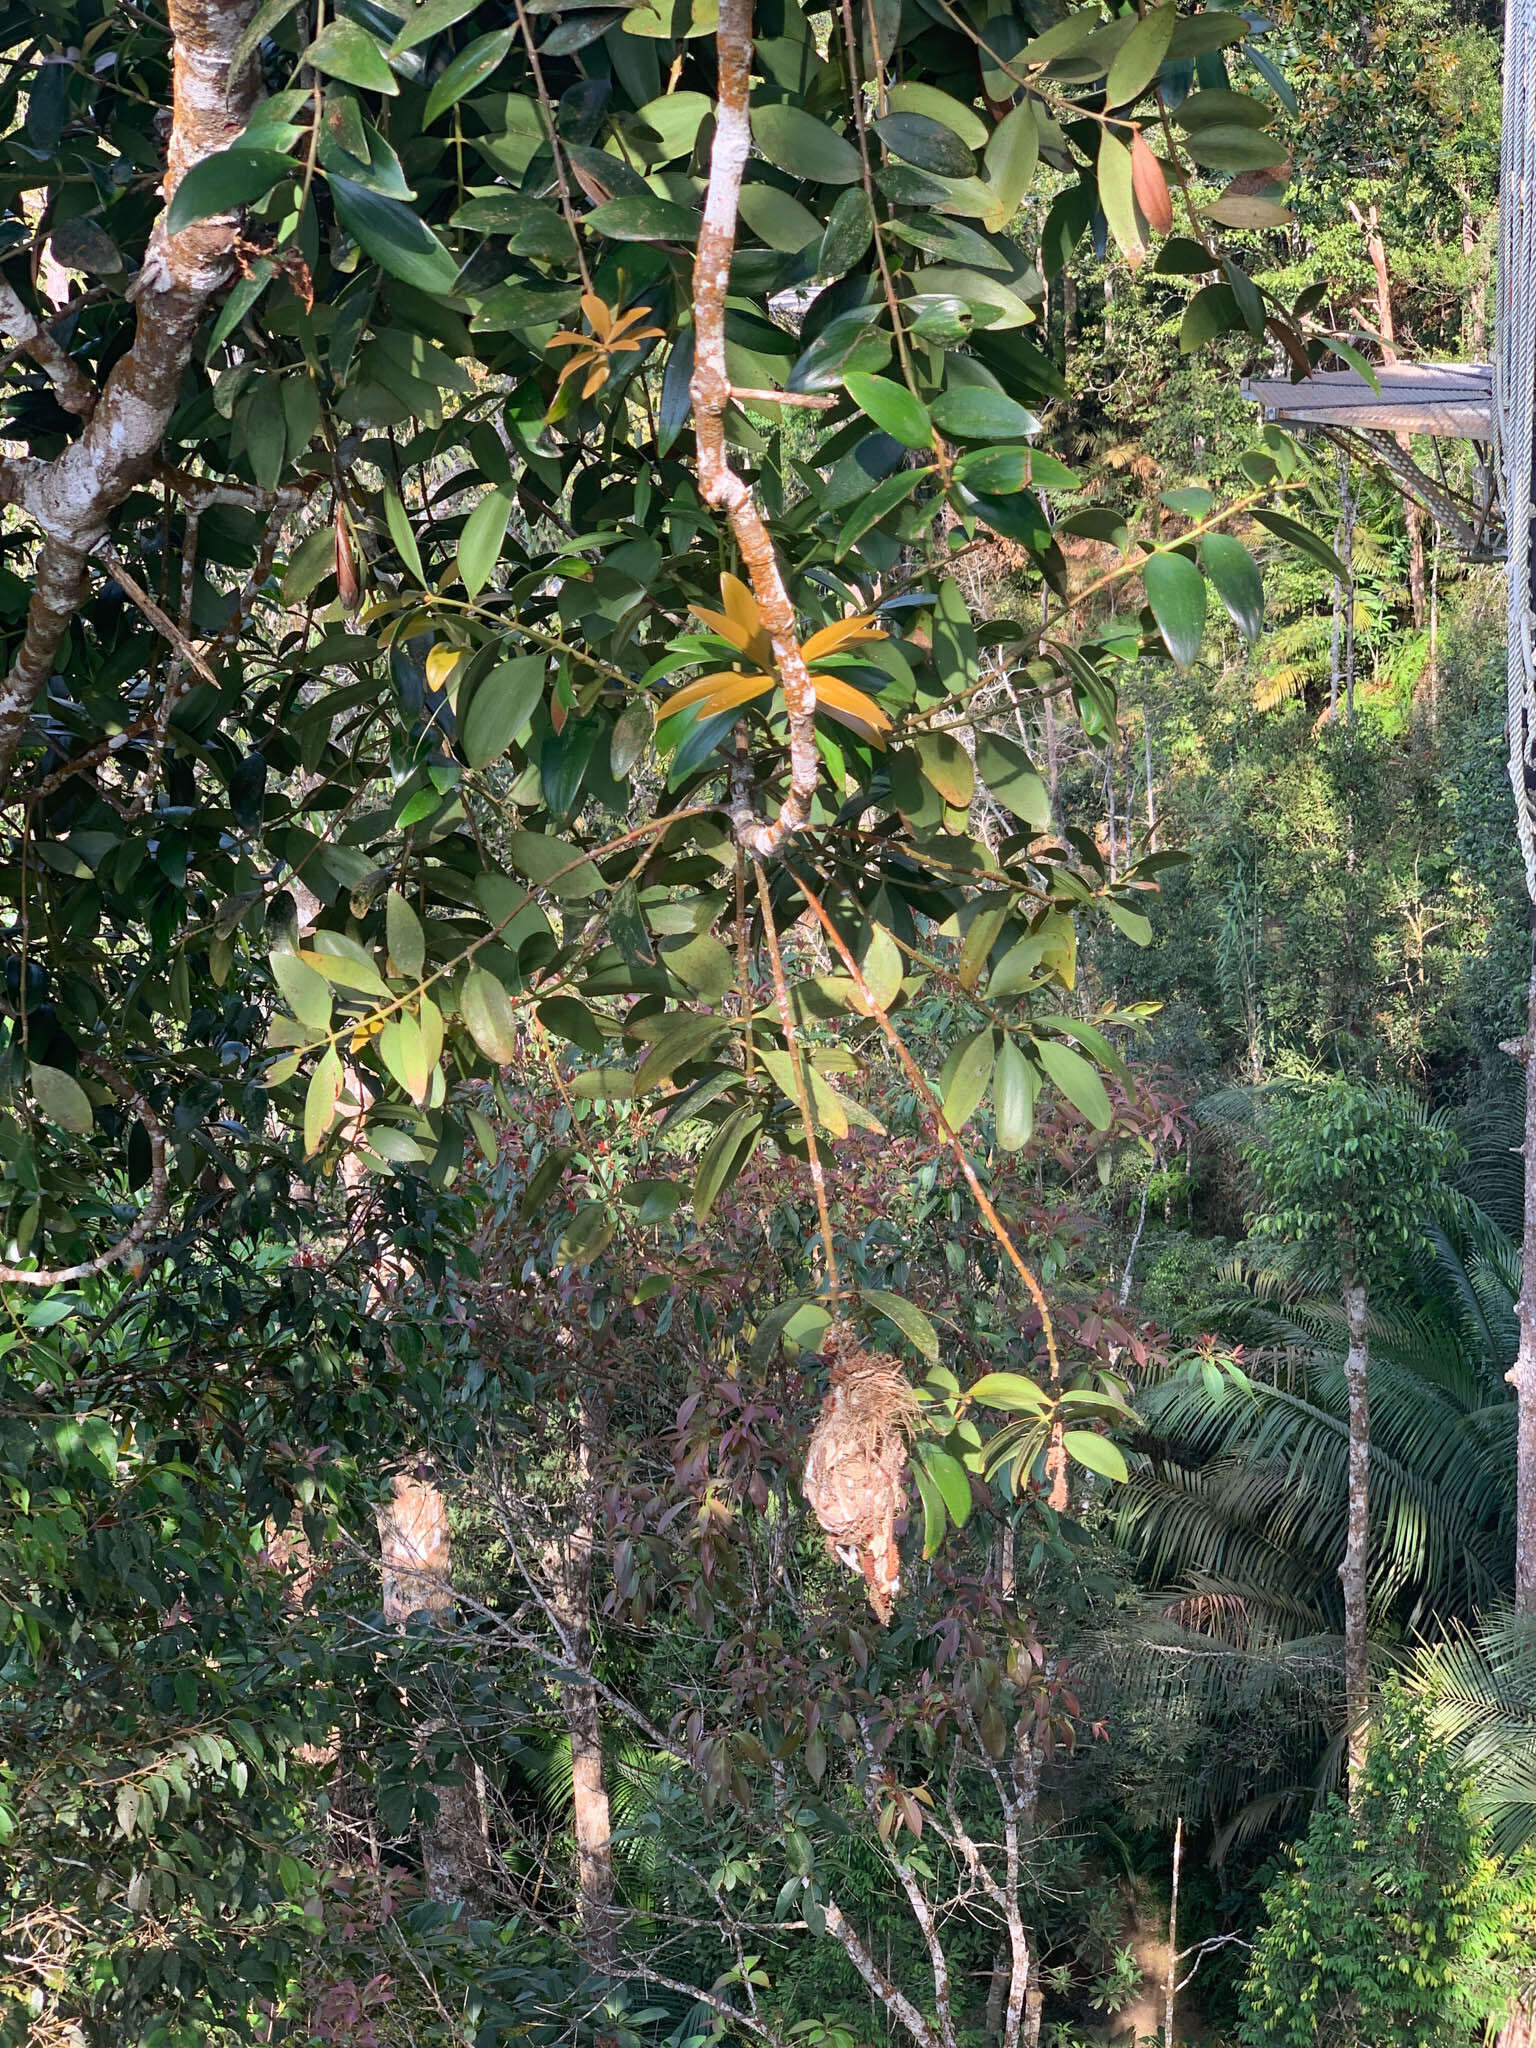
[1340,1281,1371,1798]
[0,281,95,417]
[823,1900,945,2048]
[692,0,819,857]
[0,0,265,789]
[377,1466,491,1906]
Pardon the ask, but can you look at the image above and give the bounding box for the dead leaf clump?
[802,1323,919,1624]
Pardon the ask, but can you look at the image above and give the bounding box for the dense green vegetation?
[0,0,1533,2042]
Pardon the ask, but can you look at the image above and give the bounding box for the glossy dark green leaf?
[328,174,461,294]
[874,111,974,178]
[844,371,932,449]
[461,654,544,766]
[930,387,1038,441]
[1143,550,1206,669]
[1201,531,1264,642]
[751,103,861,183]
[423,28,516,123]
[166,148,295,234]
[1252,507,1349,580]
[306,19,398,93]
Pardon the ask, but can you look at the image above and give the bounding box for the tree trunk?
[1340,1282,1372,1798]
[377,1465,491,1907]
[1162,1815,1182,2048]
[1510,926,1536,1615]
[547,1390,619,1964]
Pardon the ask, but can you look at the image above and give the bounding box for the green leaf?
[1201,532,1263,642]
[611,699,653,777]
[942,1027,994,1137]
[461,966,518,1062]
[538,995,604,1054]
[1179,282,1242,352]
[915,732,973,808]
[585,195,700,242]
[328,174,461,295]
[874,111,974,178]
[378,1014,429,1103]
[860,923,903,1012]
[386,889,425,979]
[1182,125,1287,172]
[457,488,514,598]
[390,0,480,53]
[282,525,336,603]
[1105,1,1175,105]
[304,1047,343,1156]
[559,1200,616,1266]
[818,187,874,277]
[912,1455,946,1555]
[30,1061,92,1134]
[467,1105,499,1164]
[272,950,332,1031]
[968,1370,1051,1413]
[166,148,295,235]
[739,181,822,252]
[861,1288,939,1362]
[1142,550,1206,669]
[1252,508,1349,580]
[916,1444,973,1525]
[692,1106,762,1224]
[506,828,605,899]
[461,654,544,766]
[233,0,304,73]
[660,930,735,1001]
[993,1037,1035,1151]
[423,28,516,123]
[982,99,1038,225]
[1034,1037,1112,1129]
[843,371,932,450]
[384,488,426,584]
[1104,897,1153,946]
[306,19,399,93]
[751,103,862,184]
[930,387,1037,441]
[975,731,1050,829]
[1096,128,1145,265]
[1061,1430,1129,1482]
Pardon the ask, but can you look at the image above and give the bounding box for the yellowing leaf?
[801,612,887,663]
[662,670,775,720]
[811,675,891,742]
[426,645,462,690]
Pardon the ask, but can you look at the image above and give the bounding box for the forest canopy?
[0,0,1533,2042]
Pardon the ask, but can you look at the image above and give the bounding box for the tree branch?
[0,0,265,792]
[0,282,96,418]
[692,0,819,859]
